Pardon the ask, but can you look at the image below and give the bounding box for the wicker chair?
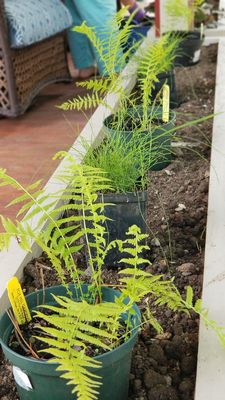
[0,0,71,118]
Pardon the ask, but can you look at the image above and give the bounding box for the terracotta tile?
[0,81,94,228]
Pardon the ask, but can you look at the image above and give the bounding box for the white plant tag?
[193,50,201,64]
[13,366,33,391]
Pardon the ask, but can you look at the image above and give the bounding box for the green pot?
[0,285,140,400]
[103,107,176,171]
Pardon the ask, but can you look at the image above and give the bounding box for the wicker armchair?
[0,0,71,118]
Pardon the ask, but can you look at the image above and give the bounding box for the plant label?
[7,277,31,325]
[162,84,170,123]
[193,50,201,64]
[12,366,33,391]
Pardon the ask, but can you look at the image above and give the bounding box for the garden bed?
[0,43,217,400]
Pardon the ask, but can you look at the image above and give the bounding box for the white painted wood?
[219,0,225,10]
[195,38,225,400]
[0,30,155,313]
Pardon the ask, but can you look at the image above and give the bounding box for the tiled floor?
[0,80,93,222]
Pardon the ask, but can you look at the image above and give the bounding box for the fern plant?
[59,8,180,126]
[135,32,181,129]
[1,155,225,400]
[59,7,139,113]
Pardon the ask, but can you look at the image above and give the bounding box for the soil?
[0,43,217,400]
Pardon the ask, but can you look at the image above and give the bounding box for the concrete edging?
[195,37,225,400]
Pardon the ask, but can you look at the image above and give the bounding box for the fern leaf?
[34,294,126,399]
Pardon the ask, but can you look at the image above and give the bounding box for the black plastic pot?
[95,190,147,267]
[173,30,204,67]
[0,285,140,400]
[150,70,179,109]
[103,107,176,171]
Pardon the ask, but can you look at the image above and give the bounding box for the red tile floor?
[0,79,93,223]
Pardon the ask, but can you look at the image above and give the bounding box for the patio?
[0,78,93,221]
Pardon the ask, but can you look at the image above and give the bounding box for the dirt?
[0,44,217,400]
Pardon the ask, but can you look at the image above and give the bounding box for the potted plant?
[0,158,225,400]
[165,0,206,67]
[101,33,180,166]
[83,134,149,267]
[60,29,180,171]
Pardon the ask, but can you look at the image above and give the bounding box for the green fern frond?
[58,92,102,111]
[34,294,126,399]
[0,160,113,292]
[76,77,113,96]
[137,33,181,125]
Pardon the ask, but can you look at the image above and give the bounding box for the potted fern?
[102,33,180,171]
[165,0,205,67]
[0,157,225,400]
[60,28,180,172]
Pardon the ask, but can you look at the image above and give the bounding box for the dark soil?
[0,44,217,400]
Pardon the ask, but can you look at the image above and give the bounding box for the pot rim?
[0,284,140,367]
[104,106,176,134]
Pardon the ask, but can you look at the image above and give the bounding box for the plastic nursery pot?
[150,70,179,109]
[0,284,140,400]
[137,70,178,109]
[172,30,204,67]
[103,107,176,171]
[96,190,147,268]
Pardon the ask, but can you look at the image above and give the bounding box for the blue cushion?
[5,0,73,48]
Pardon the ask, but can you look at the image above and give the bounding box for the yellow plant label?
[162,84,170,123]
[7,277,31,325]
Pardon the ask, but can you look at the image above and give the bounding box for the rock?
[151,238,161,247]
[24,263,38,280]
[164,336,184,360]
[170,369,181,385]
[143,369,166,389]
[148,357,158,369]
[179,378,194,394]
[177,185,185,193]
[133,379,142,392]
[176,263,195,276]
[180,355,196,376]
[147,384,179,400]
[165,375,172,386]
[158,259,168,273]
[155,332,172,341]
[165,310,172,318]
[173,323,183,336]
[198,180,208,193]
[175,203,186,212]
[158,366,167,375]
[148,343,166,365]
